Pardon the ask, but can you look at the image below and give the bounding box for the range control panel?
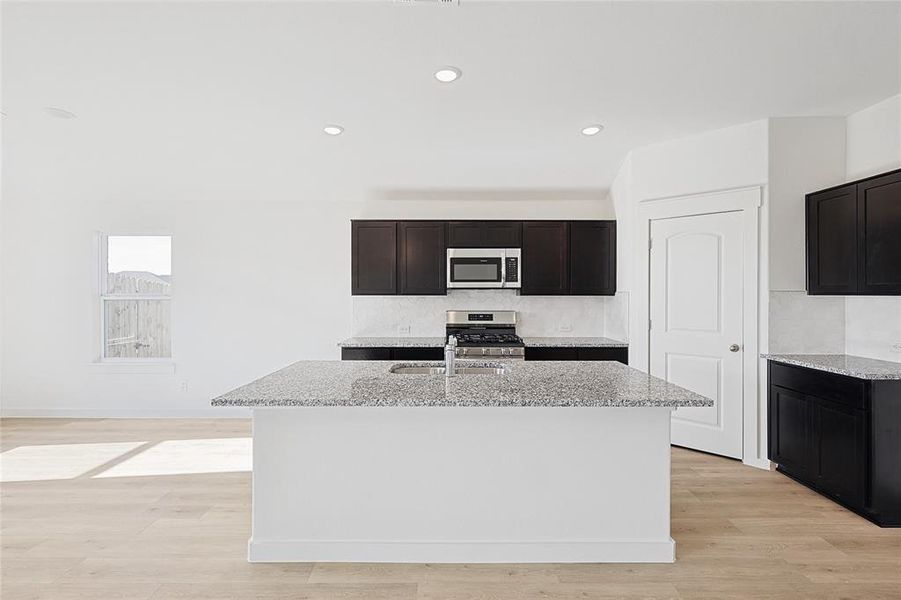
[467,313,494,322]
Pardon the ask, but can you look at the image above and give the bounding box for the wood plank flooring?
[1,418,900,599]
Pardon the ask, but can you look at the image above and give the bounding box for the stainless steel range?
[445,310,525,359]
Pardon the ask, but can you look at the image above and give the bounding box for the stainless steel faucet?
[445,335,457,377]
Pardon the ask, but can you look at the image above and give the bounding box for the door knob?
[729,344,741,352]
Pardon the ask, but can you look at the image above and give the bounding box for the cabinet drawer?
[391,347,443,361]
[770,363,867,410]
[524,347,579,361]
[341,347,393,361]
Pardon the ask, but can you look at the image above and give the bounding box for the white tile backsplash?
[353,290,618,338]
[768,291,845,353]
[845,296,901,362]
[603,291,629,342]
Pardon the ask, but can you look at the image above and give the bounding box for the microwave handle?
[500,254,506,286]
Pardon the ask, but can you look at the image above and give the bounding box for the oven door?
[447,249,504,288]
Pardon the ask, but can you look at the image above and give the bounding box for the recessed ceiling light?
[581,124,604,136]
[323,125,344,136]
[434,67,462,83]
[43,107,77,119]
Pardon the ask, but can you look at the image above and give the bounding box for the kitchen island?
[213,359,711,563]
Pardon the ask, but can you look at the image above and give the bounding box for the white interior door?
[649,211,744,459]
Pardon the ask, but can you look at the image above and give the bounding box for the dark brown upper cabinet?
[398,221,446,295]
[447,221,522,248]
[570,221,616,295]
[521,221,570,295]
[351,221,397,295]
[352,219,617,296]
[858,171,901,295]
[807,169,901,296]
[807,184,858,294]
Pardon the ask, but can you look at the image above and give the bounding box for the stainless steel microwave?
[447,248,521,289]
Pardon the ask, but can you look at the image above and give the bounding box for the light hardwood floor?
[1,418,900,600]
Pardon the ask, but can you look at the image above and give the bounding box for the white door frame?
[632,186,768,469]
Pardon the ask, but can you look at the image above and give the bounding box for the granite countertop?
[762,353,901,380]
[521,336,628,348]
[338,336,628,348]
[338,337,445,348]
[212,360,710,408]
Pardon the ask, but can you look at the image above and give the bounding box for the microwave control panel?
[505,257,519,283]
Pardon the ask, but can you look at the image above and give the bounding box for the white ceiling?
[3,1,899,193]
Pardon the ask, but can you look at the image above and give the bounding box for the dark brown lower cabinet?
[343,346,629,365]
[341,347,443,361]
[525,346,628,364]
[768,361,901,527]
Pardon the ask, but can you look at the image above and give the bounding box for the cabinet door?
[769,385,813,479]
[351,221,397,295]
[570,221,616,295]
[484,221,522,247]
[815,400,867,508]
[521,222,569,295]
[858,171,901,295]
[807,185,858,294]
[447,222,483,248]
[577,347,628,365]
[398,221,446,295]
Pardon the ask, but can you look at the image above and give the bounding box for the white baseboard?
[743,456,773,471]
[0,408,251,418]
[247,538,676,564]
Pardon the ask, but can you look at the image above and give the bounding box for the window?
[99,235,172,360]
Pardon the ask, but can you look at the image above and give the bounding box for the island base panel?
[249,407,675,563]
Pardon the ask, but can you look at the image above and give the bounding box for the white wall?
[768,118,847,292]
[844,94,901,362]
[846,94,901,180]
[630,120,770,202]
[765,118,848,355]
[1,1,623,416]
[1,184,611,416]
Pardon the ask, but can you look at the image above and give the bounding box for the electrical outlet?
[398,325,411,335]
[179,380,189,393]
[560,323,573,333]
[891,343,901,354]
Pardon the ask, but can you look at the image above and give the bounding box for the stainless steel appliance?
[446,248,521,289]
[445,310,525,359]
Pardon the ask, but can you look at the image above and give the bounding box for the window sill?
[89,361,176,375]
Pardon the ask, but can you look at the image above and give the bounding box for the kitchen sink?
[389,364,507,376]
